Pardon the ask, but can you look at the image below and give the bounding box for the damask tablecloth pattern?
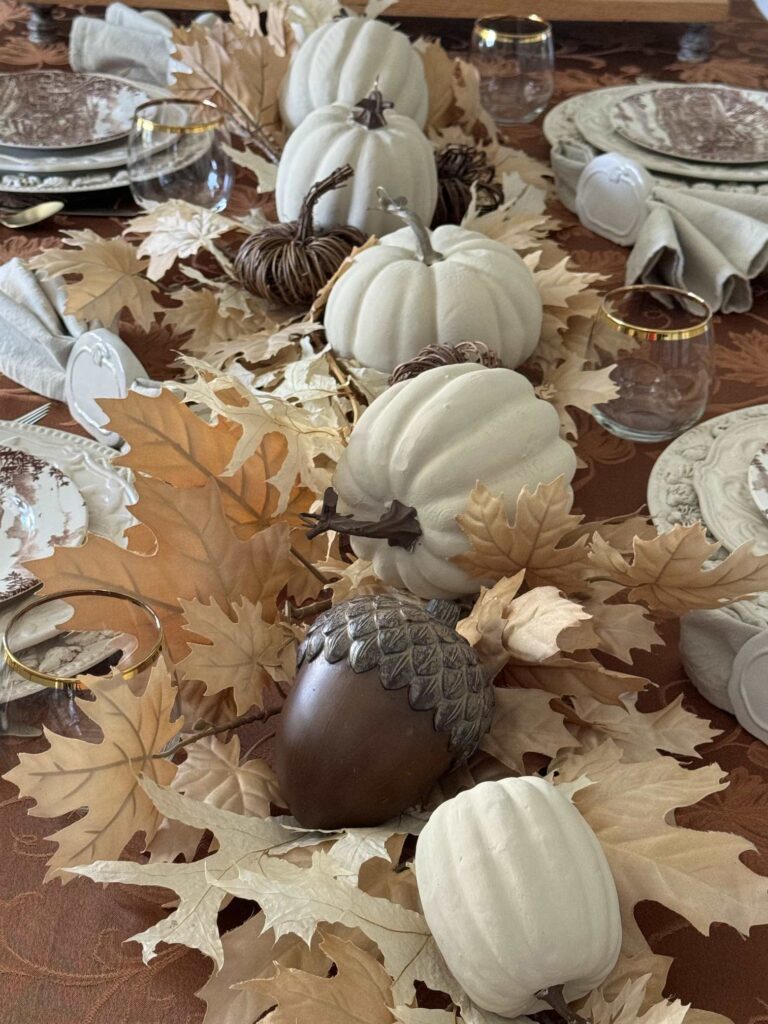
[1,3,768,1022]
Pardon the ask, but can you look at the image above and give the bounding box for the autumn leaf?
[391,1010,456,1024]
[524,251,603,370]
[415,38,456,130]
[463,172,553,250]
[454,477,591,591]
[127,200,247,280]
[480,686,578,773]
[584,974,689,1024]
[163,285,275,359]
[580,582,661,664]
[505,657,648,705]
[589,524,768,615]
[4,661,180,881]
[223,142,279,193]
[29,476,292,663]
[30,229,158,329]
[553,740,768,951]
[538,353,619,439]
[251,931,395,1024]
[179,596,298,713]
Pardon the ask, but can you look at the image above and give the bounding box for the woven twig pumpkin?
[432,143,504,227]
[234,164,367,307]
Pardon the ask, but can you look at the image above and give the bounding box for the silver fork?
[10,403,51,427]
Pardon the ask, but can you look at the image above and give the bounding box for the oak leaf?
[179,596,298,713]
[584,974,689,1024]
[4,661,180,881]
[30,229,158,329]
[127,200,247,280]
[505,657,648,705]
[553,740,768,951]
[480,686,578,773]
[163,286,272,353]
[580,582,661,664]
[589,525,768,615]
[454,478,591,590]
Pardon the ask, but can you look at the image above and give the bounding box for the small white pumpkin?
[319,362,576,600]
[324,191,543,371]
[276,90,437,238]
[415,777,622,1019]
[279,16,429,132]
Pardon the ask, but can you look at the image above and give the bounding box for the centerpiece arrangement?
[5,3,768,1023]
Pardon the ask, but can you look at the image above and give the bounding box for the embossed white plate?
[748,442,768,522]
[0,446,88,602]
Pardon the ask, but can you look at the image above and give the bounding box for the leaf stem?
[155,705,280,759]
[289,544,331,585]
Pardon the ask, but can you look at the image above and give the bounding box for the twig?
[289,544,331,586]
[241,730,276,760]
[154,705,280,759]
[288,597,333,621]
[326,350,368,426]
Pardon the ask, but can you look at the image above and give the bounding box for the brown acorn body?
[276,594,494,829]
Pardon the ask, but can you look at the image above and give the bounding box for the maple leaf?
[553,740,768,952]
[523,250,603,370]
[223,142,278,192]
[454,478,591,591]
[580,582,661,664]
[463,172,552,250]
[199,912,330,1024]
[584,974,689,1024]
[29,476,292,663]
[458,571,591,675]
[179,597,298,713]
[589,524,768,615]
[30,229,158,329]
[538,354,619,439]
[3,661,180,881]
[252,931,395,1024]
[480,686,578,773]
[505,657,648,705]
[127,200,247,280]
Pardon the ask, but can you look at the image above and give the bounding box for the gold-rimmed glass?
[1,590,163,739]
[127,98,234,211]
[469,15,554,125]
[588,285,714,443]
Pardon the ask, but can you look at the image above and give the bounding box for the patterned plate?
[0,71,149,151]
[748,443,768,522]
[0,446,88,603]
[611,86,768,165]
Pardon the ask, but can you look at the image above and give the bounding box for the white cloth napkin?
[680,608,760,713]
[70,2,176,87]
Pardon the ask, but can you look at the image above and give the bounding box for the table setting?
[2,1,768,1023]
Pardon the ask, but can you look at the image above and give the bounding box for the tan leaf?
[286,528,332,606]
[505,657,648,705]
[391,1010,456,1024]
[538,354,619,439]
[321,557,388,603]
[415,39,457,131]
[251,932,394,1024]
[454,478,591,591]
[163,286,272,353]
[524,251,603,371]
[3,661,180,881]
[584,974,689,1024]
[31,229,158,329]
[179,596,298,713]
[589,524,768,615]
[228,0,264,36]
[463,171,552,250]
[30,477,292,663]
[199,912,330,1024]
[566,693,719,763]
[553,740,768,951]
[480,686,578,773]
[127,200,246,280]
[223,142,278,192]
[581,582,661,664]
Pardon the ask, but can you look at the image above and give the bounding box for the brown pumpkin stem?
[352,80,394,129]
[377,188,445,266]
[296,164,356,242]
[535,985,587,1024]
[300,487,422,550]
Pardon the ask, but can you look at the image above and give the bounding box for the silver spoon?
[0,201,63,229]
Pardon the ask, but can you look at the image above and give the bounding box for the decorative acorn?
[389,340,502,384]
[234,164,366,307]
[432,143,504,227]
[276,594,494,829]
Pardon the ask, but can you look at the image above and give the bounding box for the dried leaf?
[223,142,278,192]
[538,354,619,440]
[553,741,768,951]
[4,661,180,881]
[480,686,578,773]
[454,478,591,591]
[464,172,552,250]
[127,200,246,280]
[579,582,661,664]
[506,657,648,705]
[31,229,158,329]
[164,286,274,355]
[391,1010,456,1024]
[584,975,689,1024]
[524,251,603,371]
[415,39,456,131]
[179,596,298,713]
[589,524,768,615]
[323,557,387,603]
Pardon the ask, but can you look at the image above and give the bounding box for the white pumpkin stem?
[377,187,445,265]
[352,82,394,130]
[535,985,588,1024]
[296,164,356,241]
[300,486,422,550]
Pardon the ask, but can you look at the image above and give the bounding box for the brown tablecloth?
[2,3,768,1022]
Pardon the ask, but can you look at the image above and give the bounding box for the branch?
[154,705,280,759]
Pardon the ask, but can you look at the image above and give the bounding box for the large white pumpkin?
[329,362,576,599]
[324,195,543,371]
[279,17,429,132]
[276,91,437,238]
[415,777,622,1018]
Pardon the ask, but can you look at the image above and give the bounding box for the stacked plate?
[0,70,168,195]
[544,82,768,191]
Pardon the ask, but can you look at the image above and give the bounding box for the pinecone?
[299,593,494,763]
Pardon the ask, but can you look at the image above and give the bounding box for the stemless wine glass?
[588,285,714,444]
[469,14,554,125]
[128,98,234,211]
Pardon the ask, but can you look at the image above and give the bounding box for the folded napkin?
[70,2,175,88]
[551,138,599,214]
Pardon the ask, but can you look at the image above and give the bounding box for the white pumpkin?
[324,192,543,371]
[415,777,622,1018]
[327,362,576,599]
[276,91,438,238]
[279,16,429,132]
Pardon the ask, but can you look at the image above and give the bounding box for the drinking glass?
[469,15,554,125]
[588,285,714,443]
[128,99,234,211]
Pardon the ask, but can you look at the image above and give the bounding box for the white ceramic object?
[575,151,653,246]
[693,417,768,555]
[0,446,88,602]
[748,442,768,522]
[65,329,149,447]
[728,630,768,743]
[278,17,428,132]
[0,420,137,547]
